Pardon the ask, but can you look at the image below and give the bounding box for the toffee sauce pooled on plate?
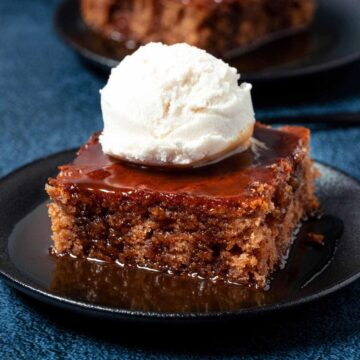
[8,199,342,313]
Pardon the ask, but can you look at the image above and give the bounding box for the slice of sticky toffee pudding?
[46,123,318,288]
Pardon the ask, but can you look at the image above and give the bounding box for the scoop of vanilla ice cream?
[100,42,255,166]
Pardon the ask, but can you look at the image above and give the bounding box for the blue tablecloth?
[1,1,359,359]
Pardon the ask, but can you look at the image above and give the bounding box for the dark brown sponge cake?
[80,0,315,55]
[46,123,319,288]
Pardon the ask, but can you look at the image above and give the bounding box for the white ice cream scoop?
[100,42,255,167]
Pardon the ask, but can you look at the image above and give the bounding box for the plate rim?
[0,151,360,322]
[54,0,360,81]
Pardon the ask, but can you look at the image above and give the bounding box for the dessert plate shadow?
[0,150,360,323]
[55,0,360,81]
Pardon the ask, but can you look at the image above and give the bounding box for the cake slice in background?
[80,0,315,55]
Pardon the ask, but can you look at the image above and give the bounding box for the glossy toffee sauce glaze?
[56,126,307,198]
[9,203,342,313]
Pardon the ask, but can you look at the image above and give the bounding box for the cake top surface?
[54,124,309,199]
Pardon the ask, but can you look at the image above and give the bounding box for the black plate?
[55,0,360,81]
[0,150,360,322]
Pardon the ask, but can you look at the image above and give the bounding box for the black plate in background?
[0,151,359,322]
[55,0,360,81]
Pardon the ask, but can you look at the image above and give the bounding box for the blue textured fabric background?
[0,1,359,359]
